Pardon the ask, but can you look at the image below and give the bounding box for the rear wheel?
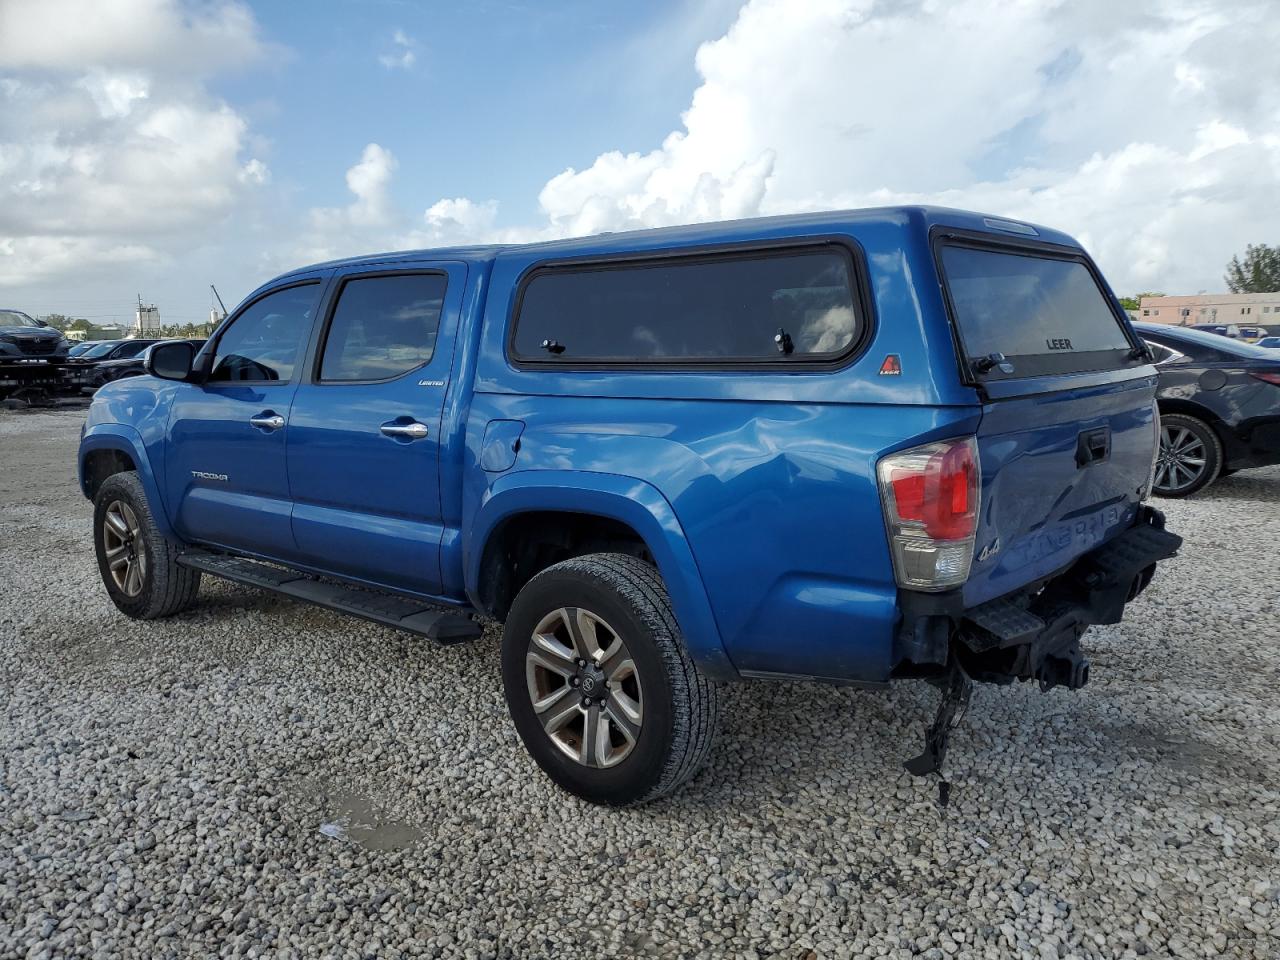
[501,553,719,806]
[1153,413,1222,498]
[93,471,201,619]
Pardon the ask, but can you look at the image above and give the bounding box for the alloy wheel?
[525,606,643,768]
[102,500,147,597]
[1155,424,1207,494]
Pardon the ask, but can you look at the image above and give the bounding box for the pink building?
[1139,292,1280,328]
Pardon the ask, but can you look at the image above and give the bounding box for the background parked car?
[90,338,206,388]
[64,338,160,366]
[1136,321,1280,496]
[63,338,162,393]
[1189,324,1272,343]
[67,340,106,357]
[0,309,70,363]
[1190,323,1241,338]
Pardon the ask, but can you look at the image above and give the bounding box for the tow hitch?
[904,660,972,807]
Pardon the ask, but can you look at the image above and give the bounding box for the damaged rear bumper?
[898,506,1181,786]
[895,505,1182,690]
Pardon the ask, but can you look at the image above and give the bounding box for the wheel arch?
[467,471,738,682]
[1156,398,1243,464]
[1156,397,1229,439]
[79,425,175,540]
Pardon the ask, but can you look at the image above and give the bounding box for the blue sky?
[1,0,1277,326]
[216,0,740,229]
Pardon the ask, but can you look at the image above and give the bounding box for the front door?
[286,263,466,596]
[166,279,325,560]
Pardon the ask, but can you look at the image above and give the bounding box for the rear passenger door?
[286,263,466,596]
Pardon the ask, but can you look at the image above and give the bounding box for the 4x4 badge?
[977,538,1001,562]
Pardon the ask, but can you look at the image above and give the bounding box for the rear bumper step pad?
[177,549,482,644]
[960,505,1183,651]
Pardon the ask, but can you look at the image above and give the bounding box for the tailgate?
[965,376,1157,605]
[934,234,1158,606]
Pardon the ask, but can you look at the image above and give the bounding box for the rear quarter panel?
[466,211,982,683]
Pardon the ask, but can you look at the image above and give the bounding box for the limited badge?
[878,354,902,376]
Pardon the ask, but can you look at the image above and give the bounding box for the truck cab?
[79,207,1180,805]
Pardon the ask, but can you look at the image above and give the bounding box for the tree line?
[1118,243,1278,309]
[38,315,218,339]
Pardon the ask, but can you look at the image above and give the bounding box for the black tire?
[93,471,201,619]
[501,553,719,806]
[1153,413,1223,498]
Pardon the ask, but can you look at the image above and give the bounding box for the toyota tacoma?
[78,208,1181,805]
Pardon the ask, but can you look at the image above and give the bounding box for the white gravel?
[1,406,1278,959]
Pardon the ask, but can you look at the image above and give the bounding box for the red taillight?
[1250,371,1280,386]
[884,441,978,540]
[878,437,981,592]
[889,473,926,521]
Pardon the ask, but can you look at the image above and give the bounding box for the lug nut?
[581,698,591,709]
[570,677,580,686]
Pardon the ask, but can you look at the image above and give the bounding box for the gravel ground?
[1,406,1278,960]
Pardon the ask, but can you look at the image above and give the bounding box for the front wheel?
[93,471,201,619]
[501,553,719,806]
[1153,413,1222,498]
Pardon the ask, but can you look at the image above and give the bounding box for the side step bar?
[177,549,483,644]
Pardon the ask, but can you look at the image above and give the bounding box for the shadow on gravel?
[1171,469,1280,503]
[1096,719,1261,780]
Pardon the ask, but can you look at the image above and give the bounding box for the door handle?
[249,413,285,431]
[1075,427,1110,467]
[380,421,429,440]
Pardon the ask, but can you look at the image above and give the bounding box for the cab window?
[209,284,319,383]
[318,273,446,382]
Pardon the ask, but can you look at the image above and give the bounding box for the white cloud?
[0,0,269,287]
[238,158,270,186]
[410,0,1280,295]
[379,29,416,70]
[297,144,408,263]
[309,143,398,233]
[0,236,155,287]
[301,153,519,264]
[0,0,264,74]
[421,197,500,241]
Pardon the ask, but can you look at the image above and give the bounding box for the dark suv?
[0,309,69,362]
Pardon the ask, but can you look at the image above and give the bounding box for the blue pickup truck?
[79,207,1180,805]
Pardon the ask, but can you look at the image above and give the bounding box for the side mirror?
[35,318,50,327]
[146,341,196,381]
